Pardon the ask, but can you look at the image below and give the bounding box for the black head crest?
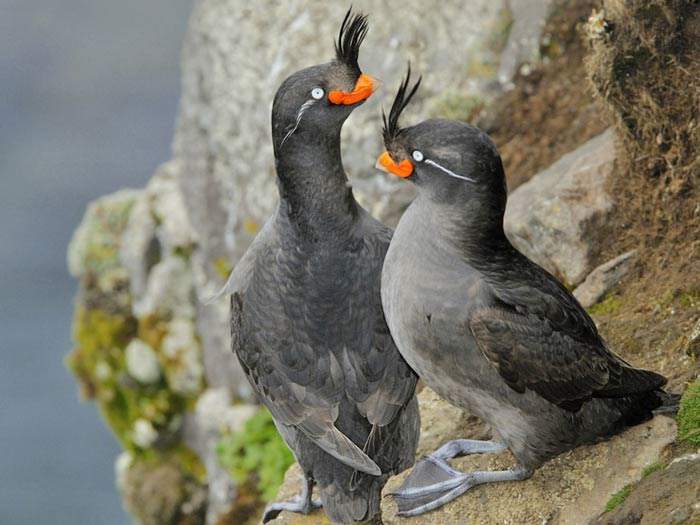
[382,64,422,144]
[335,8,369,71]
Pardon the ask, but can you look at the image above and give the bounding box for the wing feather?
[231,291,381,475]
[469,251,666,412]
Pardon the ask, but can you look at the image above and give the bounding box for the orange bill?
[376,151,413,178]
[329,74,376,105]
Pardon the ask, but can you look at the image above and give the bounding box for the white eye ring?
[311,87,325,100]
[412,150,424,162]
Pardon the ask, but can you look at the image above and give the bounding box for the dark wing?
[472,254,666,412]
[231,291,381,476]
[347,219,417,429]
[347,221,419,484]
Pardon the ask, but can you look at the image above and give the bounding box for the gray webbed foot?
[390,440,530,516]
[262,476,321,523]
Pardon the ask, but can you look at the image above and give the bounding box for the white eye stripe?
[424,158,476,183]
[280,99,316,147]
[311,87,325,100]
[412,150,424,162]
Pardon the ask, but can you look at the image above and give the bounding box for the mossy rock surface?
[678,378,700,446]
[218,407,294,503]
[67,188,209,522]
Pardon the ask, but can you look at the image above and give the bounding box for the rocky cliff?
[67,0,699,523]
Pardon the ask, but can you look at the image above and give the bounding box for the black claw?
[261,508,282,523]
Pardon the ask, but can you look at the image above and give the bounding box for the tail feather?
[618,389,677,427]
[317,467,382,523]
[596,365,667,398]
[653,390,681,415]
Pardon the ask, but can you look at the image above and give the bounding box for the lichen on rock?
[126,339,162,385]
[118,452,207,525]
[67,182,212,523]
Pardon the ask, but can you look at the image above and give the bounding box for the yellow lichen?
[137,315,170,351]
[214,257,233,280]
[66,307,136,399]
[243,219,260,235]
[588,294,623,316]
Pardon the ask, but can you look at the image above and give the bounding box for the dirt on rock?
[381,391,678,525]
[582,0,700,393]
[595,453,700,525]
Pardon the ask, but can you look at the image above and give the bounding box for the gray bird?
[376,69,672,516]
[223,12,419,524]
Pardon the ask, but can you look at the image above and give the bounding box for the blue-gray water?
[0,1,192,523]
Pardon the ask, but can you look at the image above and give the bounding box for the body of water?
[0,1,192,523]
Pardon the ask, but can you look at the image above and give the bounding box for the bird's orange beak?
[376,151,413,178]
[328,74,377,105]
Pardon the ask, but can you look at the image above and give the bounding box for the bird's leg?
[390,440,531,517]
[262,473,322,523]
[430,438,507,460]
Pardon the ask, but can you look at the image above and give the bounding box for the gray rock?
[683,319,700,358]
[498,0,554,86]
[595,452,700,525]
[183,388,257,525]
[573,250,638,308]
[174,0,509,269]
[505,129,617,286]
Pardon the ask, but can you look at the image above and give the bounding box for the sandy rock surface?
[271,388,677,525]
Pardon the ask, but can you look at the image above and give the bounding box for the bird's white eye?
[311,87,325,100]
[412,150,424,162]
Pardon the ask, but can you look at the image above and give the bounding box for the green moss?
[466,58,497,79]
[678,289,700,309]
[68,306,196,449]
[138,443,206,483]
[641,461,664,477]
[173,444,206,482]
[677,378,700,445]
[213,257,233,280]
[173,244,195,259]
[67,307,137,399]
[74,193,137,278]
[657,287,700,310]
[486,6,514,54]
[588,294,623,316]
[217,408,294,502]
[429,92,485,123]
[604,484,632,512]
[602,460,666,513]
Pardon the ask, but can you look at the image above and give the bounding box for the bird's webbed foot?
[390,440,531,517]
[262,475,321,523]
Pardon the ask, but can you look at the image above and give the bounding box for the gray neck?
[415,192,509,263]
[274,127,358,239]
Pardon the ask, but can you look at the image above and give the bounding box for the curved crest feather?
[335,8,369,72]
[382,64,422,145]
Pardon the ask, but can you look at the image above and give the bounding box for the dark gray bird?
[224,12,419,524]
[376,69,672,516]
